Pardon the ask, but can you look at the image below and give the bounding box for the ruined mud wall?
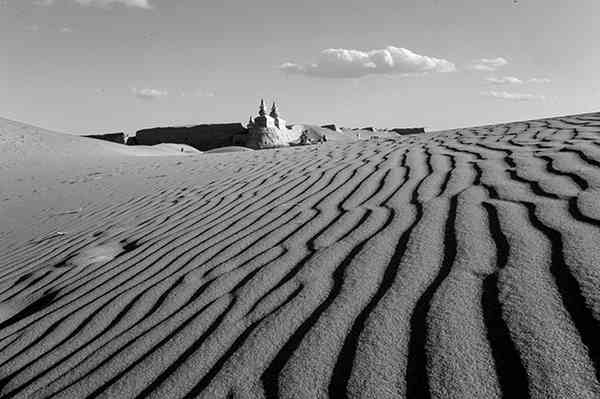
[135,123,247,151]
[83,132,126,144]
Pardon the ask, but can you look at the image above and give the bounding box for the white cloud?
[35,0,153,8]
[486,76,523,84]
[76,0,153,8]
[528,77,551,84]
[133,88,168,100]
[59,26,73,33]
[280,46,456,78]
[481,90,545,101]
[486,76,552,85]
[469,57,508,72]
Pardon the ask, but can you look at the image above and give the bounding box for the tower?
[270,101,279,119]
[251,99,286,129]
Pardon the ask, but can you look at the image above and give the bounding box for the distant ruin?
[126,100,423,151]
[242,100,303,149]
[135,123,247,151]
[391,127,426,135]
[83,132,126,144]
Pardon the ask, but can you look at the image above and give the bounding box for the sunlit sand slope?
[1,112,600,398]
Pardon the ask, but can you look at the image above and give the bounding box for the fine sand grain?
[1,113,600,398]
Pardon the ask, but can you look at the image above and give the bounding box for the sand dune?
[1,112,600,398]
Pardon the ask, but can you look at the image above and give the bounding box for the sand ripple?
[2,113,600,398]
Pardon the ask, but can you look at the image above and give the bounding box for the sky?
[1,0,599,134]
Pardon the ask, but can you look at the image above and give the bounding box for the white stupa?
[245,100,300,149]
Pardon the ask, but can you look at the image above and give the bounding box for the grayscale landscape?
[1,0,599,398]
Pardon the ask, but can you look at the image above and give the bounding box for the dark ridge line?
[377,152,410,207]
[229,251,287,299]
[567,197,600,227]
[464,142,508,160]
[1,234,94,287]
[261,224,384,399]
[84,298,232,399]
[0,290,61,391]
[240,214,328,314]
[424,146,434,178]
[505,169,561,199]
[3,192,158,274]
[196,208,304,281]
[4,190,224,330]
[1,234,184,362]
[5,273,33,290]
[538,155,589,191]
[54,181,327,396]
[299,165,371,253]
[24,270,52,289]
[0,283,158,398]
[139,205,301,314]
[0,302,67,370]
[3,276,189,398]
[437,154,455,197]
[410,148,433,204]
[523,202,600,381]
[48,282,215,396]
[358,168,391,208]
[504,155,517,169]
[483,203,509,269]
[8,167,319,346]
[183,285,304,398]
[337,209,374,247]
[558,148,600,169]
[41,239,139,300]
[472,162,483,186]
[440,143,485,160]
[336,155,384,211]
[568,128,578,141]
[242,254,297,318]
[1,270,53,302]
[137,276,187,326]
[244,163,392,314]
[355,147,402,208]
[481,203,530,398]
[405,195,458,399]
[533,130,545,140]
[328,203,423,398]
[120,240,141,254]
[0,290,59,332]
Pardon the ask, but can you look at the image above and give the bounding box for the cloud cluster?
[77,0,152,8]
[35,0,153,8]
[133,88,167,100]
[529,77,551,84]
[280,46,456,78]
[486,76,552,85]
[469,57,508,72]
[481,90,545,101]
[486,76,523,84]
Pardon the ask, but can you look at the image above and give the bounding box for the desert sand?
[1,112,600,398]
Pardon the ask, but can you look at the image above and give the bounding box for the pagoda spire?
[259,99,266,116]
[270,101,279,118]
